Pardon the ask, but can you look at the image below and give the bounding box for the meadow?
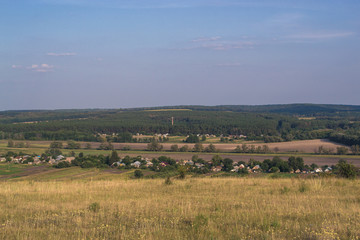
[0,175,359,239]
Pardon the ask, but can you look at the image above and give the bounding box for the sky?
[1,0,360,110]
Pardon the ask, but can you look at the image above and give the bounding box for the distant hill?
[127,104,360,116]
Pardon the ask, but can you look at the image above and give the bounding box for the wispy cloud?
[192,36,222,42]
[46,52,77,56]
[12,65,23,69]
[287,31,355,40]
[203,41,254,50]
[27,64,54,72]
[185,36,254,51]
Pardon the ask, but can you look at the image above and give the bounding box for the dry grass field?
[0,177,359,239]
[102,139,347,153]
[0,139,346,153]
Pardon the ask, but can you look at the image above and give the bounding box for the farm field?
[0,176,359,239]
[0,139,347,153]
[1,140,359,167]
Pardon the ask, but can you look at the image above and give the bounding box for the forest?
[0,104,360,146]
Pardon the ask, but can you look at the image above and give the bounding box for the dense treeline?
[0,106,360,144]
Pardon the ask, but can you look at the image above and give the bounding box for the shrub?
[280,186,290,194]
[178,166,186,179]
[164,177,173,185]
[298,182,309,193]
[336,160,357,179]
[88,202,100,213]
[134,170,143,178]
[55,161,71,168]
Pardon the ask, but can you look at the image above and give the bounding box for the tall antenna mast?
[171,117,174,126]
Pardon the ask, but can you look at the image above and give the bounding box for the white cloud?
[202,41,254,50]
[192,36,222,42]
[46,52,77,56]
[182,36,254,51]
[26,64,54,72]
[12,65,23,69]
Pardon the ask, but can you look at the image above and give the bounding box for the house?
[145,160,153,167]
[131,161,141,168]
[13,156,22,163]
[0,157,6,162]
[195,163,204,168]
[315,168,323,173]
[184,160,194,166]
[295,169,301,174]
[211,166,222,172]
[324,167,332,173]
[252,165,261,170]
[239,164,245,169]
[49,159,56,165]
[231,166,240,172]
[56,155,65,161]
[160,162,168,167]
[65,157,75,163]
[112,161,125,167]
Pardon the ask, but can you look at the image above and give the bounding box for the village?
[0,151,334,175]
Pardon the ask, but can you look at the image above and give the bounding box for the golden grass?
[0,177,359,239]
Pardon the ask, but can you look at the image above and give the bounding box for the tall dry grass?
[0,177,359,239]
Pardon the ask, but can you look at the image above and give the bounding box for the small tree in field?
[147,140,163,151]
[134,170,143,178]
[178,166,187,179]
[7,140,14,147]
[336,160,357,179]
[170,144,179,152]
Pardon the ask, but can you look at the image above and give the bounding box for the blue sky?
[1,0,359,110]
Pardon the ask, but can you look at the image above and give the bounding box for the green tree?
[351,145,360,155]
[222,158,234,172]
[193,143,204,152]
[134,170,143,178]
[288,156,304,171]
[7,140,14,147]
[50,141,63,149]
[109,150,120,166]
[178,165,187,179]
[179,145,189,152]
[185,135,200,143]
[170,144,179,152]
[66,140,80,149]
[337,146,349,155]
[234,145,242,153]
[147,140,163,151]
[211,155,222,166]
[336,160,357,179]
[205,143,216,152]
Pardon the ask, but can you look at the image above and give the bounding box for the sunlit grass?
[0,177,359,239]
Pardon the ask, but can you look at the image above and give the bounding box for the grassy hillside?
[0,177,359,239]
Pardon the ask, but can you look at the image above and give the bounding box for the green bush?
[88,202,100,213]
[134,170,143,178]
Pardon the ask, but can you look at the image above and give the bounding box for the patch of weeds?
[270,220,280,229]
[280,186,290,194]
[298,182,309,193]
[164,177,173,185]
[193,214,208,231]
[88,202,100,213]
